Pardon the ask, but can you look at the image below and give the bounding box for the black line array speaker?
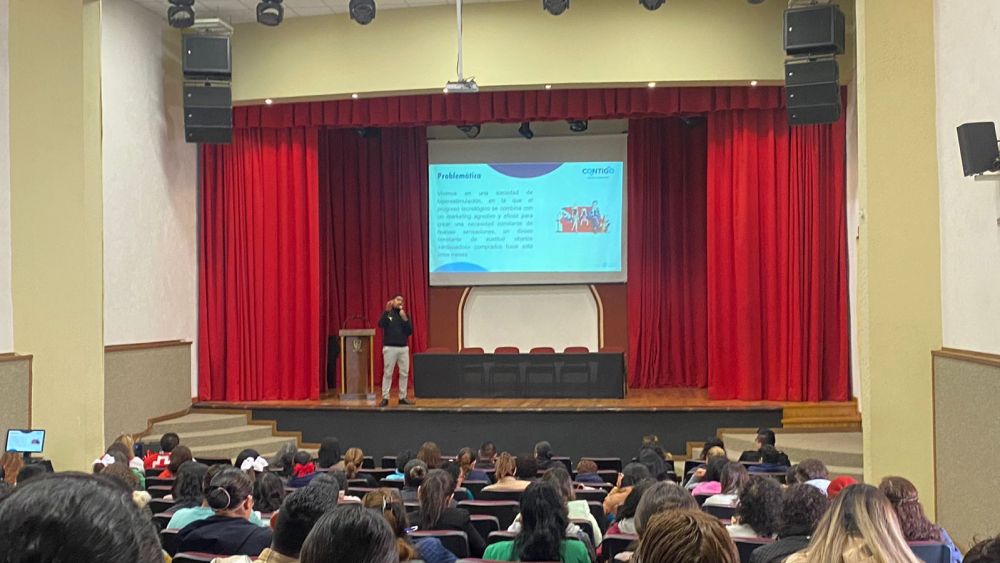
[785,58,840,125]
[784,5,846,56]
[184,83,233,144]
[182,35,232,78]
[956,122,1000,177]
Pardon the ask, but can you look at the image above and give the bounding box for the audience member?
[235,449,262,472]
[637,447,674,482]
[791,459,831,494]
[417,441,443,469]
[633,509,739,563]
[483,452,532,492]
[178,468,273,556]
[727,476,782,538]
[143,431,180,469]
[0,473,162,563]
[270,443,299,477]
[299,503,397,563]
[363,488,457,563]
[965,535,1000,563]
[253,471,286,514]
[169,464,266,530]
[317,437,343,471]
[683,440,727,489]
[401,458,428,502]
[0,451,23,486]
[416,469,486,557]
[634,481,698,536]
[287,451,320,488]
[749,484,831,563]
[329,469,360,502]
[508,467,603,545]
[535,441,556,471]
[515,454,539,480]
[457,447,489,482]
[104,442,146,488]
[691,455,730,496]
[385,449,414,482]
[484,481,590,563]
[159,444,193,479]
[15,463,46,485]
[704,462,750,508]
[702,437,726,460]
[172,461,209,510]
[739,428,791,466]
[605,478,655,536]
[475,441,497,469]
[640,434,671,461]
[604,462,652,517]
[880,476,961,563]
[575,459,604,485]
[113,433,146,473]
[785,484,922,563]
[748,445,791,474]
[216,484,341,563]
[440,459,473,501]
[827,475,858,498]
[345,447,378,487]
[101,461,140,491]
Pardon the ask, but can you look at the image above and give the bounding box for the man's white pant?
[382,346,409,400]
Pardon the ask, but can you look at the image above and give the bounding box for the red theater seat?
[563,346,590,353]
[460,347,485,354]
[494,346,520,354]
[529,347,555,354]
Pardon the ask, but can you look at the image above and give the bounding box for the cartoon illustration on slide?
[557,201,609,233]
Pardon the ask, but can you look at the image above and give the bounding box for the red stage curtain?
[235,87,787,129]
[199,128,322,401]
[706,109,849,401]
[627,118,709,388]
[318,127,429,394]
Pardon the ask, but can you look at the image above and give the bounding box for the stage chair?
[559,348,595,389]
[458,500,521,530]
[160,529,181,556]
[411,530,470,558]
[469,514,500,540]
[477,489,522,502]
[601,534,638,562]
[908,542,951,563]
[172,554,221,563]
[563,346,590,353]
[462,479,490,497]
[702,504,736,520]
[425,347,451,353]
[460,347,488,393]
[734,537,774,563]
[461,347,485,354]
[490,346,522,397]
[581,457,622,473]
[525,347,557,395]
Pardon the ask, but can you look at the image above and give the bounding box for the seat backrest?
[469,514,500,539]
[458,500,521,530]
[702,504,736,520]
[486,530,517,546]
[597,469,619,484]
[493,346,520,354]
[462,479,490,497]
[694,494,712,507]
[601,533,638,562]
[477,489,522,502]
[529,347,556,354]
[411,530,470,558]
[347,486,375,498]
[735,537,774,563]
[160,529,181,556]
[563,346,590,353]
[908,542,950,563]
[587,501,606,532]
[381,455,397,469]
[172,553,221,563]
[149,498,176,515]
[570,518,596,546]
[460,347,485,354]
[404,501,421,514]
[145,477,174,488]
[379,477,404,489]
[147,485,173,499]
[581,457,623,472]
[574,489,607,503]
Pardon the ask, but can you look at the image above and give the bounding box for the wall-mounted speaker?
[957,122,1000,177]
[182,35,231,78]
[784,5,846,56]
[184,83,232,144]
[785,58,840,125]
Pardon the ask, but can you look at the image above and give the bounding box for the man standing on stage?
[379,294,413,407]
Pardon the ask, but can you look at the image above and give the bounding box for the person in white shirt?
[790,459,831,495]
[704,462,750,508]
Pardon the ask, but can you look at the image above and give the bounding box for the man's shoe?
[379,398,389,407]
[399,398,414,406]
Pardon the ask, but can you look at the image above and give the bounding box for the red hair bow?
[292,462,315,478]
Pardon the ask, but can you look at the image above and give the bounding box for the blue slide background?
[429,162,624,274]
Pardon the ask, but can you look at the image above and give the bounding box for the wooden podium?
[339,329,376,400]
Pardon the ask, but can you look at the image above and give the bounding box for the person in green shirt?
[483,481,590,563]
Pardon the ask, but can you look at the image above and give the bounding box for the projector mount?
[445,0,479,93]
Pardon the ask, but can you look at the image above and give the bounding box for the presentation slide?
[6,429,44,453]
[429,161,624,285]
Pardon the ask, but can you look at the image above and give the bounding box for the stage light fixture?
[350,0,377,25]
[355,127,381,139]
[680,116,705,128]
[518,122,534,140]
[256,0,283,26]
[167,0,195,29]
[543,0,570,16]
[639,0,666,10]
[265,98,274,105]
[567,119,589,133]
[458,125,482,139]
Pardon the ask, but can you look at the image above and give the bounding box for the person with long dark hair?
[168,464,267,530]
[253,471,286,514]
[300,503,397,563]
[484,481,590,562]
[364,488,457,563]
[177,468,272,556]
[534,441,556,471]
[416,469,486,557]
[750,484,830,563]
[171,461,209,509]
[317,437,344,471]
[879,476,961,563]
[704,462,750,508]
[604,462,652,517]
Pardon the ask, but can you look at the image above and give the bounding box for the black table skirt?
[412,352,626,399]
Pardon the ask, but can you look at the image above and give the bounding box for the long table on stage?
[413,351,626,399]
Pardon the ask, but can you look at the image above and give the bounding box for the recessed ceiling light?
[648,82,657,88]
[264,98,273,105]
[443,88,449,94]
[351,93,359,99]
[545,84,552,90]
[750,80,759,87]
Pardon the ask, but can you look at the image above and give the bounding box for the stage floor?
[196,387,852,413]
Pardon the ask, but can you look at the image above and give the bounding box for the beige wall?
[0,355,31,437]
[9,0,106,470]
[856,0,942,514]
[230,0,854,103]
[104,342,192,445]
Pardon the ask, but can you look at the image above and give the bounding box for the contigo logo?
[582,166,615,176]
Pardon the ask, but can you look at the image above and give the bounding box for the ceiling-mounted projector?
[444,79,479,94]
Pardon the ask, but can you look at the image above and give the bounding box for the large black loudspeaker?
[184,83,233,144]
[784,5,845,56]
[785,58,840,125]
[956,122,1000,176]
[183,35,231,78]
